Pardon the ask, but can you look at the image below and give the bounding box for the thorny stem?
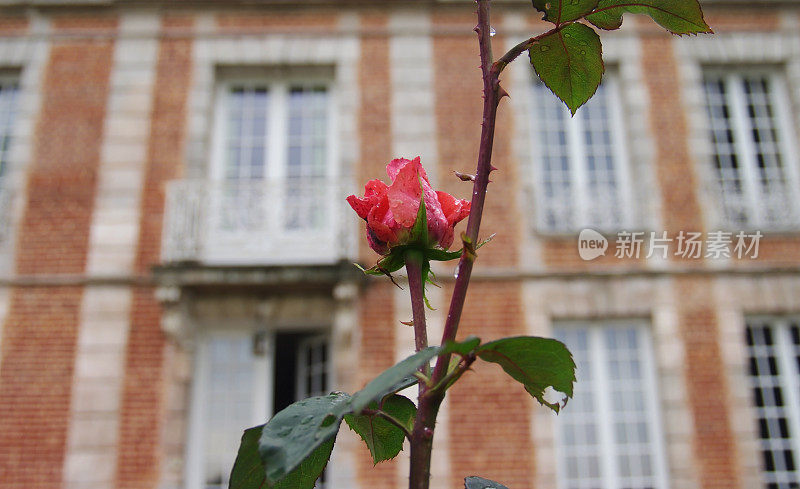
[408,1,500,489]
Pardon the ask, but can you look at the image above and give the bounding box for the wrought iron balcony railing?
[161,178,357,265]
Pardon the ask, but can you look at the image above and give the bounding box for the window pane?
[582,84,622,229]
[283,86,329,232]
[0,78,19,178]
[533,81,575,231]
[224,86,269,181]
[201,336,257,489]
[745,319,800,488]
[0,78,19,244]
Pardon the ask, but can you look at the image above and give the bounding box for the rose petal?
[387,157,429,183]
[388,158,442,229]
[367,195,400,244]
[347,179,389,220]
[436,190,471,226]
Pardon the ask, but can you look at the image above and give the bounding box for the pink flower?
[347,157,471,255]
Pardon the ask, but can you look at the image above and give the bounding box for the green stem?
[404,249,429,356]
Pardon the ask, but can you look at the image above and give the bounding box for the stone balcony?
[161,178,357,266]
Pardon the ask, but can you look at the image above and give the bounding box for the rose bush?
[347,157,471,255]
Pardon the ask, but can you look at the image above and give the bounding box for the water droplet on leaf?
[580,50,586,55]
[545,2,552,9]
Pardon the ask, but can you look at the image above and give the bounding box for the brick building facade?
[0,1,798,489]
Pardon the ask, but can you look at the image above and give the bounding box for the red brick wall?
[705,9,780,32]
[115,16,194,489]
[676,276,741,489]
[447,281,534,489]
[355,282,399,488]
[0,16,27,35]
[642,36,703,236]
[0,16,116,489]
[216,11,337,32]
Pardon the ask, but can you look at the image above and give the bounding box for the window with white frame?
[0,76,19,243]
[529,75,633,233]
[211,78,333,237]
[745,317,800,489]
[553,321,669,489]
[187,329,331,489]
[0,76,18,179]
[703,71,800,230]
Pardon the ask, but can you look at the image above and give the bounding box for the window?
[0,76,18,244]
[208,78,335,258]
[0,75,18,178]
[530,75,633,232]
[745,318,800,488]
[187,329,331,489]
[703,72,800,229]
[553,321,668,489]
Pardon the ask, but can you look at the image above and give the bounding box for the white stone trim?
[63,12,160,489]
[389,11,438,181]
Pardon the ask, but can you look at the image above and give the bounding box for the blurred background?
[0,1,798,489]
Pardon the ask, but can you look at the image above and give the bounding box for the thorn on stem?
[497,84,510,100]
[401,320,414,327]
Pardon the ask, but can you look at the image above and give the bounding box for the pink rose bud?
[347,157,471,255]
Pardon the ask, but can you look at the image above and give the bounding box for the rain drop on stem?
[489,26,496,37]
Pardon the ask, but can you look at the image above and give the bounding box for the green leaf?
[350,346,441,413]
[531,0,599,24]
[442,335,481,357]
[273,437,335,489]
[344,394,416,463]
[230,426,335,489]
[465,476,511,489]
[529,22,604,115]
[258,392,351,485]
[586,0,711,34]
[476,336,576,413]
[229,426,267,489]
